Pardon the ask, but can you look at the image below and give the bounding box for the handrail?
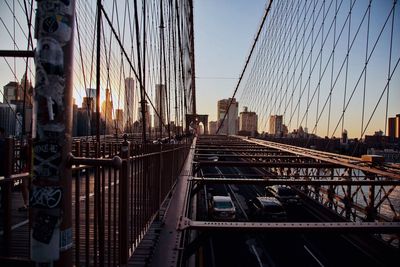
[67,153,122,168]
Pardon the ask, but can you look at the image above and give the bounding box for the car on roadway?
[247,196,287,221]
[209,195,236,221]
[265,185,301,206]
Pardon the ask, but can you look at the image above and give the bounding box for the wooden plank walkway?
[0,174,122,265]
[0,189,30,259]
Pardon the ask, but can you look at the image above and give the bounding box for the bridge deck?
[128,139,196,266]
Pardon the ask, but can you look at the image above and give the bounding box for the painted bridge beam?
[178,217,400,233]
[189,177,400,186]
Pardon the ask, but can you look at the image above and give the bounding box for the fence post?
[119,135,130,264]
[158,144,163,220]
[2,137,14,256]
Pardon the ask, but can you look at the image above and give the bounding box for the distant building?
[209,121,218,135]
[239,106,257,135]
[124,78,135,129]
[217,98,238,135]
[2,73,33,105]
[388,114,400,138]
[154,84,166,131]
[282,124,288,135]
[0,103,17,136]
[101,88,113,134]
[388,117,396,138]
[82,97,95,113]
[3,81,19,103]
[19,73,33,105]
[341,130,348,145]
[269,115,283,136]
[115,108,124,133]
[85,88,97,111]
[76,109,104,136]
[138,103,151,133]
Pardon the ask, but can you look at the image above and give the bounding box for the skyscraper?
[388,117,396,138]
[269,115,283,136]
[125,78,135,129]
[239,106,258,135]
[217,98,238,135]
[388,114,400,139]
[19,72,33,105]
[0,103,17,136]
[115,108,124,133]
[154,84,166,131]
[101,88,113,134]
[85,88,97,110]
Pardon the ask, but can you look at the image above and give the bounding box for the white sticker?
[60,227,73,251]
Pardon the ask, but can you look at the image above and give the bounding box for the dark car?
[247,196,287,221]
[266,185,301,206]
[209,195,236,221]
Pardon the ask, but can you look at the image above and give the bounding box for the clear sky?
[194,0,400,138]
[194,0,266,122]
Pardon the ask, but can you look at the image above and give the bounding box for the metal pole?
[188,0,196,116]
[3,138,14,256]
[0,50,34,57]
[133,0,147,143]
[159,0,165,139]
[31,0,76,266]
[96,0,102,145]
[119,135,130,263]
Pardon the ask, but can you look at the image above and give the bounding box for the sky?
[1,0,399,138]
[193,0,400,138]
[194,0,266,122]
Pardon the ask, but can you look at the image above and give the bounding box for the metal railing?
[0,137,192,266]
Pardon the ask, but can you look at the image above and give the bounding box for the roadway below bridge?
[178,135,400,267]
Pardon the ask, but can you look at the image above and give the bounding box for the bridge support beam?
[31,1,76,266]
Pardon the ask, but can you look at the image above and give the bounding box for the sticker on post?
[33,141,61,180]
[31,211,60,261]
[60,228,73,251]
[39,13,72,44]
[38,0,74,16]
[36,37,64,76]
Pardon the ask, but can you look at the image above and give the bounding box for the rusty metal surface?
[241,137,400,180]
[196,161,340,168]
[178,217,400,233]
[189,177,400,186]
[187,135,400,251]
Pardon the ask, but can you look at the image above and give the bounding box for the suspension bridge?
[0,0,399,266]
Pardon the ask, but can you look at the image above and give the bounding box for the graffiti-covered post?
[31,1,76,266]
